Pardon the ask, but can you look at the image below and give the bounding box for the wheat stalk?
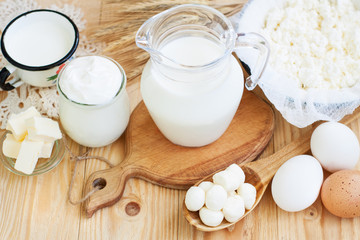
[86,0,245,84]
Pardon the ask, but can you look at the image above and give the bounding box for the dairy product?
[58,56,130,147]
[14,139,44,174]
[198,181,214,193]
[199,207,224,227]
[39,141,55,158]
[184,163,257,227]
[205,184,228,211]
[2,107,62,174]
[6,106,41,141]
[160,36,224,66]
[237,183,257,210]
[4,12,74,67]
[185,186,206,211]
[3,133,55,160]
[226,164,245,184]
[222,195,245,222]
[213,170,240,192]
[141,36,244,147]
[2,134,22,158]
[26,116,62,142]
[262,0,360,89]
[59,56,122,105]
[212,164,245,192]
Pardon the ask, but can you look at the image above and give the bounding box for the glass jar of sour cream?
[57,56,130,147]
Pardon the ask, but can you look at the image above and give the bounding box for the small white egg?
[222,195,245,222]
[311,122,360,172]
[198,181,214,193]
[185,186,205,211]
[237,183,257,210]
[271,155,323,212]
[205,184,227,211]
[199,207,224,227]
[226,164,245,184]
[213,170,240,192]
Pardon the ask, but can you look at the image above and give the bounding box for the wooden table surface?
[1,0,360,239]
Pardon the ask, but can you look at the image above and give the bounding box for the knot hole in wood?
[93,178,107,190]
[125,202,141,216]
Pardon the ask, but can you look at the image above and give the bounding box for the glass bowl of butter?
[0,131,65,176]
[0,106,65,176]
[231,0,360,128]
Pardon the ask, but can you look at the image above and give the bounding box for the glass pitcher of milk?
[136,4,269,147]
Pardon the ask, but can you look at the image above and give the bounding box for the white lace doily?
[0,0,104,129]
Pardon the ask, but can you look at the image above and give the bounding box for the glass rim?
[136,4,236,70]
[57,55,127,107]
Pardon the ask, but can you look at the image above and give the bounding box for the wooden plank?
[1,0,360,239]
[0,133,86,239]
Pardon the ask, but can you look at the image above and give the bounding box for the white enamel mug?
[0,9,79,90]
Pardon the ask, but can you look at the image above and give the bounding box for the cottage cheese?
[262,0,360,89]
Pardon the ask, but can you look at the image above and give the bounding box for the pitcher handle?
[235,32,270,91]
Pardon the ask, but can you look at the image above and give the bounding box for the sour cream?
[59,56,122,105]
[57,56,130,147]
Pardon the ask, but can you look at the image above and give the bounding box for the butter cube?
[26,117,62,142]
[14,139,44,174]
[2,133,21,158]
[6,107,41,141]
[22,136,54,159]
[39,141,54,158]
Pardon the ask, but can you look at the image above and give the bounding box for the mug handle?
[235,32,270,91]
[0,64,22,91]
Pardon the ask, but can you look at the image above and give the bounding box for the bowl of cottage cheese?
[231,0,360,127]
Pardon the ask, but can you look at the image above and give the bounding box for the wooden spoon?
[183,108,360,232]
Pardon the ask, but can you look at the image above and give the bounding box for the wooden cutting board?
[84,89,274,217]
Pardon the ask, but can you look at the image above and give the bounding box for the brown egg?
[321,170,360,218]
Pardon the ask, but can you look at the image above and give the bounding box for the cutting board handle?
[84,162,136,218]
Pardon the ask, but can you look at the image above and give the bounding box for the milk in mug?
[0,10,79,89]
[4,18,74,67]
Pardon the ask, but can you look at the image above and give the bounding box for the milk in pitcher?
[137,4,269,147]
[141,35,244,147]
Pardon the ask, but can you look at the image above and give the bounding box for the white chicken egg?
[271,155,323,212]
[311,122,360,172]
